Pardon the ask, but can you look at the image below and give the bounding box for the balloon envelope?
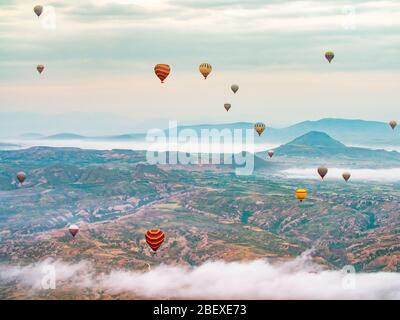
[154,64,170,83]
[389,120,397,130]
[295,189,308,202]
[69,225,79,237]
[325,51,335,63]
[224,103,231,112]
[317,166,328,179]
[145,229,165,252]
[16,171,26,184]
[37,64,45,74]
[199,63,212,79]
[342,172,351,182]
[254,123,266,136]
[268,150,274,158]
[231,84,239,94]
[34,5,43,17]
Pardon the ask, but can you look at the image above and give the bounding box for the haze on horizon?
[1,0,400,129]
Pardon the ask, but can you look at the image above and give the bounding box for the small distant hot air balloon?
[68,224,79,237]
[199,63,212,79]
[295,189,308,202]
[224,103,231,112]
[154,64,170,83]
[268,150,274,158]
[16,171,26,185]
[325,51,335,63]
[318,166,328,179]
[389,120,397,130]
[231,84,239,94]
[34,5,43,17]
[37,64,45,74]
[145,229,165,253]
[254,123,266,136]
[342,172,351,182]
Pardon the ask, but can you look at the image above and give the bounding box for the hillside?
[272,131,400,164]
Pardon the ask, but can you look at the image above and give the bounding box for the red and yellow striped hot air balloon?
[145,229,165,252]
[154,64,170,83]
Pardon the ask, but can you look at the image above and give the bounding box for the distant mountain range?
[251,131,400,169]
[176,119,400,147]
[10,118,400,148]
[0,112,167,138]
[274,131,400,161]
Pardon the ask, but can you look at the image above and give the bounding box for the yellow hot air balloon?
[199,63,212,79]
[295,189,308,202]
[254,123,266,136]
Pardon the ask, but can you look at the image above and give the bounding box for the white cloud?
[1,251,400,299]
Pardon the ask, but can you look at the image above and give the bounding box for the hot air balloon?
[295,189,308,202]
[342,172,351,182]
[37,64,45,74]
[325,51,335,63]
[389,120,397,130]
[154,64,170,83]
[268,150,274,158]
[199,63,212,79]
[68,224,79,237]
[318,166,328,179]
[16,171,26,185]
[254,123,266,136]
[34,5,43,17]
[145,229,165,253]
[224,103,231,112]
[231,84,239,94]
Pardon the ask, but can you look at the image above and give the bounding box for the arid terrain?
[0,136,399,298]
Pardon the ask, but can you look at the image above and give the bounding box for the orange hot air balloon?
[268,150,274,158]
[254,123,266,136]
[154,64,170,83]
[68,224,79,237]
[145,229,165,252]
[295,189,307,202]
[37,64,45,74]
[224,103,231,112]
[317,166,328,179]
[199,63,212,79]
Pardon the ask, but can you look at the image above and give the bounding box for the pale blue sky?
[1,0,399,127]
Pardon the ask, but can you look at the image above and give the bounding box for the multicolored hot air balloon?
[199,63,212,79]
[68,224,79,237]
[318,166,328,179]
[34,5,43,17]
[145,229,165,253]
[37,64,45,74]
[295,189,308,202]
[254,123,266,136]
[325,51,335,63]
[16,171,26,185]
[231,84,239,94]
[268,150,274,158]
[224,103,231,112]
[154,64,170,83]
[342,172,351,182]
[389,120,397,130]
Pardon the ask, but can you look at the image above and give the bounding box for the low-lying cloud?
[1,251,400,299]
[280,168,400,182]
